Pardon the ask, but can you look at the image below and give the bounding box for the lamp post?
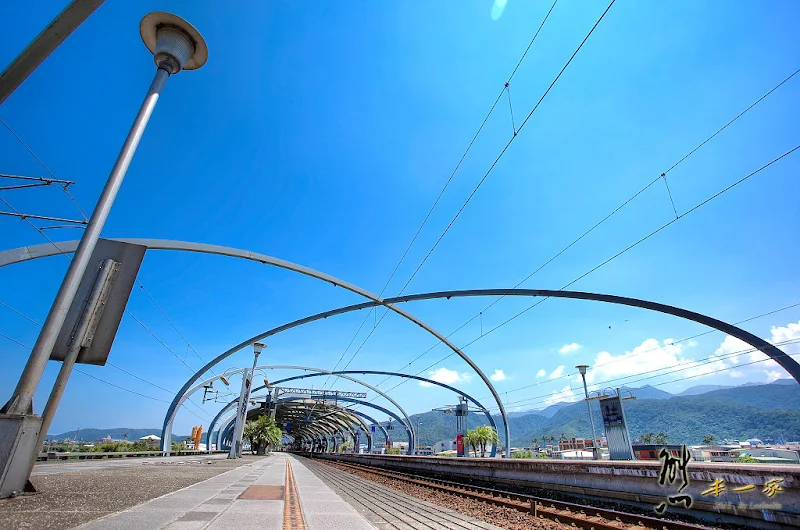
[576,365,599,460]
[0,12,207,499]
[229,343,265,458]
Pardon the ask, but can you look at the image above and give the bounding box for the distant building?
[139,434,161,448]
[556,450,593,460]
[558,437,605,452]
[632,444,685,461]
[415,446,434,456]
[433,439,457,454]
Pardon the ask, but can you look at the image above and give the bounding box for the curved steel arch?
[8,241,798,455]
[214,396,404,453]
[1,239,509,456]
[201,369,495,455]
[221,396,413,454]
[167,287,800,459]
[165,365,413,452]
[246,370,500,457]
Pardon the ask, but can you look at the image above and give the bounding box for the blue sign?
[371,425,376,433]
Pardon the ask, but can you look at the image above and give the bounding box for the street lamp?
[0,11,207,499]
[229,343,266,458]
[576,365,599,460]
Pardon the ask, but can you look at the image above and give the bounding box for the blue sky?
[1,0,799,436]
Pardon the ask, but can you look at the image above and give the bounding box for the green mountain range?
[47,380,799,448]
[392,380,800,448]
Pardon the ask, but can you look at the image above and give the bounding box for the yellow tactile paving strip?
[283,457,307,530]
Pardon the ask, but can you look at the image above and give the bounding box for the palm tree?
[478,425,499,457]
[640,432,655,444]
[244,415,282,455]
[532,438,539,449]
[702,434,715,446]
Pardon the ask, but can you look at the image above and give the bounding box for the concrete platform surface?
[0,454,250,530]
[73,453,374,530]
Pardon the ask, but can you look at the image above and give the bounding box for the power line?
[339,0,614,376]
[0,332,31,349]
[474,300,800,403]
[485,339,800,412]
[382,66,800,384]
[135,283,216,375]
[386,142,800,393]
[367,145,800,405]
[124,309,198,374]
[324,0,562,387]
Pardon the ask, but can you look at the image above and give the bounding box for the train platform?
[67,453,497,530]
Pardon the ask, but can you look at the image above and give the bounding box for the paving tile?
[207,511,282,530]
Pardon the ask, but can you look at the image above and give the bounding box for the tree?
[478,425,500,458]
[532,438,539,449]
[702,435,715,446]
[466,428,480,457]
[243,415,282,455]
[737,454,758,464]
[339,438,354,453]
[640,432,655,444]
[654,432,668,445]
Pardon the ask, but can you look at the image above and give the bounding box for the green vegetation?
[386,447,401,455]
[466,425,500,457]
[737,454,758,463]
[243,415,282,455]
[338,439,354,452]
[702,434,716,445]
[511,449,533,459]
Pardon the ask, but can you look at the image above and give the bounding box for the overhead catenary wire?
[379,65,800,386]
[475,300,800,404]
[365,144,800,406]
[323,0,561,387]
[340,0,613,377]
[483,338,800,412]
[0,300,213,420]
[1,116,214,381]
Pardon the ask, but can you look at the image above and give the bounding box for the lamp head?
[140,12,208,74]
[220,375,230,386]
[253,342,266,355]
[576,364,589,376]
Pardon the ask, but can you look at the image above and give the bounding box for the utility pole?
[229,343,265,458]
[576,365,599,460]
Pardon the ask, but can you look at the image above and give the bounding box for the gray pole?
[2,66,169,416]
[33,259,119,457]
[0,12,207,499]
[577,365,599,460]
[228,369,250,459]
[229,345,263,458]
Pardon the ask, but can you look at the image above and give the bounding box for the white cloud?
[419,367,473,387]
[544,385,576,406]
[559,343,581,355]
[580,319,800,389]
[549,365,565,379]
[489,369,507,382]
[536,369,546,378]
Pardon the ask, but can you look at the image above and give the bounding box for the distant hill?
[679,384,733,396]
[46,428,199,443]
[533,402,573,418]
[51,382,800,450]
[621,384,672,400]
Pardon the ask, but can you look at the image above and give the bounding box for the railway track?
[321,458,709,530]
[305,457,500,529]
